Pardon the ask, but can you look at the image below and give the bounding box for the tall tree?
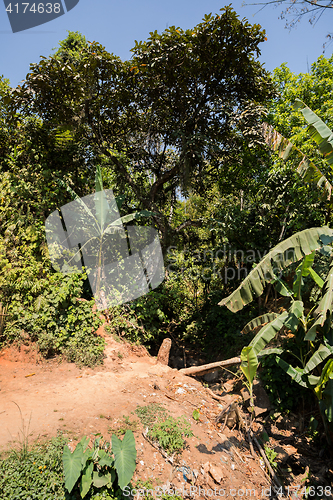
[7,6,274,248]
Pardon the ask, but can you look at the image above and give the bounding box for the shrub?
[2,269,104,367]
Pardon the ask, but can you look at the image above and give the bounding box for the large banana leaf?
[249,311,289,355]
[275,357,308,388]
[219,227,333,312]
[272,277,293,297]
[257,347,283,357]
[293,99,333,167]
[303,344,333,375]
[262,121,333,201]
[241,312,278,334]
[94,165,110,232]
[305,259,333,341]
[284,300,304,334]
[293,252,315,300]
[315,359,333,400]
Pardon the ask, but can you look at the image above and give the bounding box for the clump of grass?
[149,416,193,454]
[135,403,168,428]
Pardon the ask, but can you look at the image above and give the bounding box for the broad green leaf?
[257,347,283,357]
[303,344,333,375]
[284,300,303,334]
[272,277,293,297]
[242,313,278,334]
[249,311,289,355]
[95,165,104,193]
[262,122,333,201]
[63,443,83,494]
[112,431,137,490]
[219,227,333,312]
[57,178,97,225]
[94,190,110,232]
[94,166,111,231]
[79,436,91,469]
[308,374,321,386]
[275,357,308,388]
[98,450,114,468]
[81,448,93,470]
[92,471,112,488]
[293,252,315,299]
[308,268,324,288]
[240,346,258,386]
[294,99,333,167]
[305,260,333,341]
[80,461,93,498]
[79,436,90,452]
[314,359,333,400]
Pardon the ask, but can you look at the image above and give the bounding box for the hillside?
[1,327,332,499]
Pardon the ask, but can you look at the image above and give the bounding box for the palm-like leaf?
[219,227,333,312]
[275,357,308,388]
[305,259,333,341]
[249,311,289,355]
[262,120,333,201]
[293,252,315,299]
[293,98,333,166]
[284,300,304,334]
[241,313,278,334]
[314,359,333,400]
[57,178,97,223]
[303,344,333,375]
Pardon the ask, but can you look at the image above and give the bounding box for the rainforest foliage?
[0,10,333,430]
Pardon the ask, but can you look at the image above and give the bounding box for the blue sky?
[0,0,332,87]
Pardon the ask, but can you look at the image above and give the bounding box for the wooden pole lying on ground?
[179,356,241,376]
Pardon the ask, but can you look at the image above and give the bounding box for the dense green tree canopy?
[5,7,273,247]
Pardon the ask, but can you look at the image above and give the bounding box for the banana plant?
[222,100,333,440]
[220,228,333,442]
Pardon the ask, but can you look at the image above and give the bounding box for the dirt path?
[0,338,173,449]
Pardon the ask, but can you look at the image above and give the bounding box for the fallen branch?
[178,349,276,377]
[179,357,241,376]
